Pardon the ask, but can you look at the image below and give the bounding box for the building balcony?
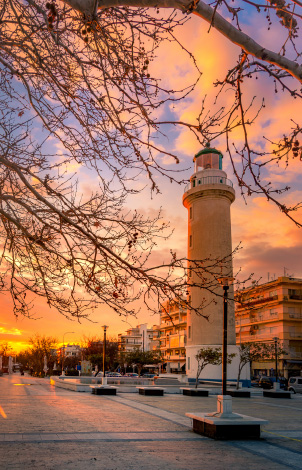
[235,314,279,328]
[289,294,302,300]
[236,295,278,309]
[167,355,186,361]
[160,322,174,329]
[289,332,302,338]
[236,332,283,342]
[287,313,302,319]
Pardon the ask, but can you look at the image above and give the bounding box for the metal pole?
[222,285,229,395]
[61,343,65,376]
[103,327,107,379]
[275,338,278,384]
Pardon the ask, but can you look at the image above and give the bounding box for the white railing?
[184,176,233,192]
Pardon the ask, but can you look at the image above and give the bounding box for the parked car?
[288,376,302,394]
[259,376,288,390]
[277,377,288,390]
[124,373,139,377]
[95,371,122,377]
[142,373,156,378]
[251,377,260,387]
[259,377,273,389]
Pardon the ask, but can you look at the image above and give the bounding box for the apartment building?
[235,277,302,378]
[118,323,154,352]
[57,343,81,358]
[155,299,187,373]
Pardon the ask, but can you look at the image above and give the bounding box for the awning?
[284,360,302,364]
[169,361,185,369]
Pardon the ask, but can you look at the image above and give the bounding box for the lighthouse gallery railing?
[184,176,233,193]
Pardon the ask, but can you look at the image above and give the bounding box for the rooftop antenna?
[284,267,288,277]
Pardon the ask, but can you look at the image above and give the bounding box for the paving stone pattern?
[0,374,302,470]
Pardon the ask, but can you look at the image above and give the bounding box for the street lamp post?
[218,277,234,396]
[102,325,108,385]
[273,336,279,390]
[61,331,75,376]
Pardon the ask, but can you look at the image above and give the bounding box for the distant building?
[235,277,302,378]
[57,344,81,358]
[118,323,154,352]
[155,299,187,373]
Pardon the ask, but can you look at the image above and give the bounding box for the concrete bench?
[181,388,209,397]
[137,387,164,396]
[226,390,251,398]
[90,385,117,395]
[263,390,291,399]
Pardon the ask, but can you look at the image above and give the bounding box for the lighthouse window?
[187,357,190,370]
[190,207,192,219]
[204,154,211,168]
[188,326,191,338]
[189,235,192,247]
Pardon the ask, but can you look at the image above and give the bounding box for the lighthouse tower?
[183,145,241,382]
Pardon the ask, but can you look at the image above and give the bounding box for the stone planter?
[181,388,209,397]
[226,390,251,398]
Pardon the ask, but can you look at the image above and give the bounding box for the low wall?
[56,376,153,385]
[50,376,155,393]
[50,377,91,392]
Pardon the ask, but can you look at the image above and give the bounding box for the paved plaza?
[0,374,302,470]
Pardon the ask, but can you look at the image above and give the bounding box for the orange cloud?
[0,326,22,336]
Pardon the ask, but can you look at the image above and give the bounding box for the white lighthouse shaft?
[183,148,237,379]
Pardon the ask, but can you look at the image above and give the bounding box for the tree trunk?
[195,367,200,388]
[236,364,243,390]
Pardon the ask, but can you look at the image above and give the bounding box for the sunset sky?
[1,10,301,354]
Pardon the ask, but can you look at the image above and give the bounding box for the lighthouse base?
[185,344,250,386]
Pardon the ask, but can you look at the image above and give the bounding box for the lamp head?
[217,276,235,287]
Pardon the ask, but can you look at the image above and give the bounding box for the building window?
[188,357,190,370]
[188,326,191,338]
[189,234,192,247]
[190,207,193,219]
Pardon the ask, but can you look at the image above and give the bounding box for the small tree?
[82,336,119,372]
[24,335,58,377]
[123,348,161,376]
[236,341,287,389]
[195,347,235,388]
[236,343,265,389]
